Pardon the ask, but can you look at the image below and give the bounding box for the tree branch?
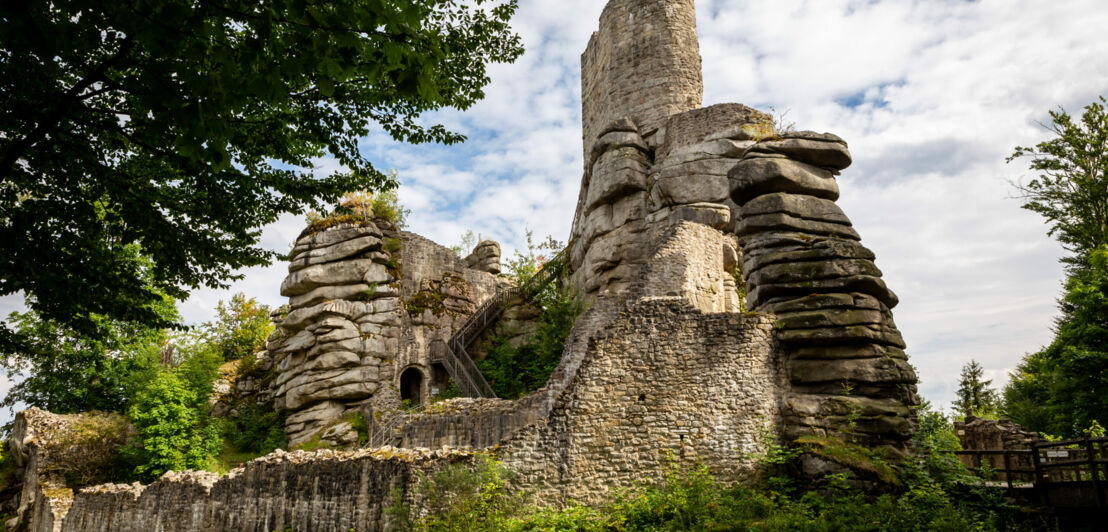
[1,38,135,174]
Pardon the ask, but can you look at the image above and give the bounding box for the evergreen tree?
[953,360,999,418]
[1004,247,1108,436]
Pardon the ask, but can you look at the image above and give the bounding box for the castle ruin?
[8,1,919,530]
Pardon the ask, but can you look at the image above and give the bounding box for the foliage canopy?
[1004,246,1108,437]
[0,247,176,415]
[0,0,523,352]
[1008,96,1108,258]
[1003,97,1108,438]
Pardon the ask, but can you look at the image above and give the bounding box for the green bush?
[222,403,286,455]
[389,454,528,532]
[45,412,135,487]
[389,458,1051,532]
[477,286,584,399]
[123,372,221,481]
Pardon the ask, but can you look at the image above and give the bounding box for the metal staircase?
[434,250,566,398]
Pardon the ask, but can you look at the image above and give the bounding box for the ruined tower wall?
[499,298,783,504]
[581,0,702,157]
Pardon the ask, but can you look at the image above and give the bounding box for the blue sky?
[3,0,1108,417]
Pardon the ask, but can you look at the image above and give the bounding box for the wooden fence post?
[1087,438,1105,508]
[1003,450,1013,492]
[1032,442,1046,506]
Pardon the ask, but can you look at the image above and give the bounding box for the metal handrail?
[434,249,570,399]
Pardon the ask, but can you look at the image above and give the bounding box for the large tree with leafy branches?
[0,0,523,352]
[1004,97,1108,437]
[1008,96,1108,260]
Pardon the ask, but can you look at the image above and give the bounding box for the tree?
[0,0,523,352]
[1004,247,1108,437]
[206,293,273,362]
[0,246,178,415]
[124,371,221,480]
[1008,96,1108,259]
[1002,97,1108,437]
[953,360,999,418]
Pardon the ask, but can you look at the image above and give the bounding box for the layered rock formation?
[263,220,507,446]
[463,240,501,274]
[730,132,919,452]
[268,221,402,445]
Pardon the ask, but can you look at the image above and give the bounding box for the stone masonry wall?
[581,0,702,158]
[639,220,743,314]
[499,298,783,504]
[33,448,473,532]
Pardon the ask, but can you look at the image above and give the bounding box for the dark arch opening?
[400,367,424,406]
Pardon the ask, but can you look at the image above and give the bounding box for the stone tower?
[567,0,919,455]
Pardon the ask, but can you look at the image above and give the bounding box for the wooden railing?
[433,249,568,399]
[956,436,1108,508]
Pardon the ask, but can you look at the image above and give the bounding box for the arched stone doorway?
[399,367,424,406]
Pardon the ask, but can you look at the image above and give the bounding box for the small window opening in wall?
[638,394,646,401]
[400,367,424,406]
[680,435,685,442]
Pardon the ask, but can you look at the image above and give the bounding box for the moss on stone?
[794,435,900,485]
[405,289,448,317]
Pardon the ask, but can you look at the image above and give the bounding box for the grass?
[206,441,273,475]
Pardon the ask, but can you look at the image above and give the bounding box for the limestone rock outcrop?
[463,240,502,274]
[730,132,919,452]
[262,220,507,446]
[266,222,400,445]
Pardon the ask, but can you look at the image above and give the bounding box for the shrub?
[41,412,134,487]
[124,372,221,481]
[210,294,274,362]
[477,286,583,399]
[391,454,528,532]
[222,403,286,455]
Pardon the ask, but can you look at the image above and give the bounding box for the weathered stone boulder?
[730,157,840,205]
[743,131,852,170]
[463,240,502,274]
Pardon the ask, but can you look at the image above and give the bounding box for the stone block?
[745,135,852,170]
[586,148,649,211]
[736,213,859,240]
[289,236,381,272]
[738,192,850,225]
[729,157,839,205]
[650,174,729,207]
[667,203,730,229]
[280,259,378,297]
[748,274,898,309]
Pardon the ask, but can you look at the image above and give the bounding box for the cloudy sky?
[3,0,1107,416]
